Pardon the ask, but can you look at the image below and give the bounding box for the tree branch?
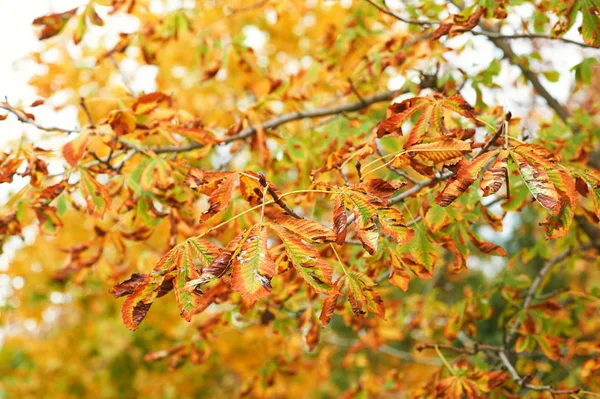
[0,101,77,134]
[498,350,580,394]
[152,90,404,154]
[487,37,571,125]
[505,245,591,344]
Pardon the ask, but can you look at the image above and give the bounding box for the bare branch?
[472,30,599,50]
[488,37,571,125]
[258,173,303,219]
[79,97,95,128]
[498,350,580,394]
[365,0,437,26]
[0,101,77,134]
[109,53,135,95]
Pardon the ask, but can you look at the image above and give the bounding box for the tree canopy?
[1,0,600,398]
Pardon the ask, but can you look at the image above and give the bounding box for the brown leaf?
[63,128,91,167]
[333,193,347,245]
[132,92,171,115]
[436,150,500,206]
[32,8,78,40]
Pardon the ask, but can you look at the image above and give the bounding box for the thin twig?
[471,30,599,50]
[0,101,77,133]
[498,350,580,394]
[109,53,135,95]
[505,245,591,344]
[365,0,436,26]
[366,0,596,50]
[258,173,303,219]
[79,96,95,127]
[417,342,502,355]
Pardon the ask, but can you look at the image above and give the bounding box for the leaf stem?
[434,345,456,376]
[329,243,348,275]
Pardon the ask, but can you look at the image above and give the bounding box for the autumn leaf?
[78,168,111,217]
[346,272,385,318]
[132,92,171,115]
[273,216,336,244]
[377,95,477,148]
[121,273,167,330]
[332,193,347,245]
[173,245,198,322]
[63,128,91,167]
[436,150,500,207]
[320,283,341,327]
[407,139,472,164]
[376,207,415,244]
[432,7,485,40]
[510,151,562,216]
[200,172,237,222]
[480,150,509,196]
[32,7,78,40]
[230,224,276,303]
[467,229,508,257]
[270,224,333,293]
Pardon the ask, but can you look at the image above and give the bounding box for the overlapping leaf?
[377,95,477,148]
[78,168,111,217]
[270,224,333,293]
[510,151,562,216]
[436,150,500,207]
[346,272,385,318]
[230,224,276,303]
[407,139,472,164]
[480,150,509,196]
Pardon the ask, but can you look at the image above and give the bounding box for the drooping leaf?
[270,224,333,293]
[510,152,562,216]
[467,229,508,257]
[173,244,199,322]
[78,168,111,217]
[230,224,276,303]
[480,150,509,196]
[132,92,171,115]
[63,128,91,167]
[200,172,237,222]
[332,193,347,245]
[32,7,78,40]
[362,178,405,203]
[376,207,414,244]
[121,272,166,330]
[356,216,379,255]
[432,7,485,39]
[346,272,385,318]
[274,216,336,244]
[188,228,251,289]
[407,139,472,164]
[408,228,438,273]
[436,150,500,207]
[319,283,341,327]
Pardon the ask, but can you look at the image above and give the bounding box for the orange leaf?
[274,216,336,244]
[407,139,472,164]
[63,128,91,167]
[480,150,508,196]
[436,150,500,207]
[231,224,275,303]
[332,193,347,245]
[32,7,78,40]
[132,92,171,115]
